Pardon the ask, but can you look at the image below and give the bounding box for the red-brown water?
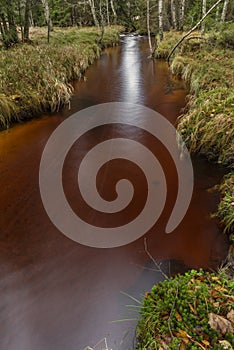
[0,37,229,350]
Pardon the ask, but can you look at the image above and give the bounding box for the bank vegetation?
[0,26,120,129]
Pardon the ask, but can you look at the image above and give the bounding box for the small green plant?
[137,269,234,349]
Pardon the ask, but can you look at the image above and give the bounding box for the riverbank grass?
[137,269,234,349]
[0,26,120,129]
[155,26,234,235]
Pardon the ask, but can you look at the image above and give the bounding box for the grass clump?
[0,26,120,129]
[213,173,234,234]
[155,31,182,59]
[167,31,234,166]
[137,269,234,349]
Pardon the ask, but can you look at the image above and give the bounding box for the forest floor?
[0,26,120,129]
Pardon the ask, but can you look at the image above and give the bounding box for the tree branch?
[167,0,224,63]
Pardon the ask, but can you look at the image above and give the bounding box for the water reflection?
[120,37,144,104]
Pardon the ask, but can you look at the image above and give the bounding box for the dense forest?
[0,0,233,47]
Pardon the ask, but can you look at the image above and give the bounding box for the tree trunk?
[179,0,186,30]
[167,0,224,62]
[146,0,152,52]
[110,0,117,22]
[106,0,110,25]
[171,0,178,30]
[216,4,221,21]
[6,1,19,46]
[221,0,230,21]
[23,0,31,42]
[88,0,99,27]
[99,0,105,44]
[41,0,53,31]
[158,0,164,41]
[201,0,206,34]
[17,0,24,41]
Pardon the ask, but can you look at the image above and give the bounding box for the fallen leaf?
[179,343,186,350]
[213,302,220,308]
[176,311,182,321]
[202,339,210,346]
[214,285,228,293]
[175,329,191,344]
[189,303,198,315]
[219,340,233,349]
[208,313,233,335]
[211,276,219,281]
[227,310,234,324]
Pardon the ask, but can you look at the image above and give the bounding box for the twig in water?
[144,238,169,280]
[83,337,112,350]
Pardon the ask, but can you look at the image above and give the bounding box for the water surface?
[0,37,228,350]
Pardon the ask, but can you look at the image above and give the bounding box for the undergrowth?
[213,173,234,234]
[137,269,234,350]
[0,26,120,129]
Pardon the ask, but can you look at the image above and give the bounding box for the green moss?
[0,26,120,129]
[137,269,234,349]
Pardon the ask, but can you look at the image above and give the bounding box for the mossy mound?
[137,269,234,349]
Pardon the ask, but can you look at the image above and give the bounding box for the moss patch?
[137,269,234,349]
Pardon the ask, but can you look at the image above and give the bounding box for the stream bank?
[0,36,229,350]
[154,28,234,269]
[0,26,120,129]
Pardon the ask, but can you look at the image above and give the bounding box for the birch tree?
[146,0,152,52]
[110,0,117,22]
[179,0,186,30]
[106,0,110,25]
[41,0,52,31]
[88,0,99,26]
[158,0,164,41]
[171,0,178,30]
[221,0,230,21]
[201,0,206,33]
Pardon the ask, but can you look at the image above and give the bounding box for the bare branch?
[167,0,224,63]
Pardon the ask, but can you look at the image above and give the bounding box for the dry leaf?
[227,310,234,324]
[213,302,220,308]
[189,303,198,315]
[214,285,228,293]
[180,343,186,350]
[219,340,233,349]
[202,339,210,346]
[208,313,233,335]
[176,311,182,321]
[211,276,219,281]
[175,329,191,344]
